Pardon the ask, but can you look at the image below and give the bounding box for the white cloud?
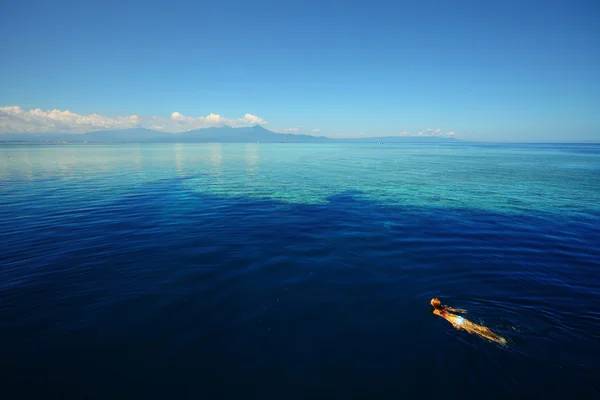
[154,111,267,132]
[412,128,457,138]
[0,106,268,133]
[171,112,185,121]
[0,105,141,133]
[312,129,320,133]
[165,111,229,130]
[283,128,299,133]
[242,113,267,126]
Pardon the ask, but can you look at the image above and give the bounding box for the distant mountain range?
[0,126,458,143]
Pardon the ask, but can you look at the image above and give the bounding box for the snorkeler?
[430,298,507,346]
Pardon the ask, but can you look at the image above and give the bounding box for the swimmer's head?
[430,298,442,309]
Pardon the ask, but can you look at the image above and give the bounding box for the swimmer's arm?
[445,307,467,314]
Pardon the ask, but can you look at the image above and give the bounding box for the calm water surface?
[1,143,600,399]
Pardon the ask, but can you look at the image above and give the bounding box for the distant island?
[0,126,458,144]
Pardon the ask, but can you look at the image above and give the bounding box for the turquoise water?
[1,143,600,398]
[3,143,599,214]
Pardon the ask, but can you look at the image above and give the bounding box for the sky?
[1,0,599,141]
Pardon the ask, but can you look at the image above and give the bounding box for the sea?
[1,142,599,399]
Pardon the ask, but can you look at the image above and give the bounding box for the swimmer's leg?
[474,326,507,346]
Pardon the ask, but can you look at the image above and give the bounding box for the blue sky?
[1,0,599,141]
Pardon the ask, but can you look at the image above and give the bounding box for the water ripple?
[1,143,600,398]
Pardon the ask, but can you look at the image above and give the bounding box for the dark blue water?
[1,143,600,399]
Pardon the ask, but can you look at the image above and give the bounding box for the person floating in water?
[430,298,507,346]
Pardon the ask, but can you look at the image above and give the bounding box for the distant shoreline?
[2,141,599,145]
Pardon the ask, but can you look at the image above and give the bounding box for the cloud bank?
[0,106,268,133]
[0,106,458,138]
[400,128,457,138]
